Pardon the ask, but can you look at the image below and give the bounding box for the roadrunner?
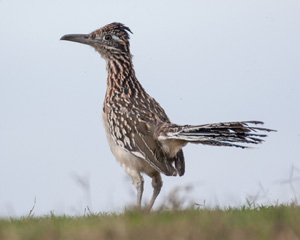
[61,22,274,211]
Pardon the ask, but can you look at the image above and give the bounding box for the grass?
[0,204,300,240]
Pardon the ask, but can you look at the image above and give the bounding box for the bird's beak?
[60,34,94,45]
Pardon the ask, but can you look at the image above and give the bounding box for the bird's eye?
[104,35,112,41]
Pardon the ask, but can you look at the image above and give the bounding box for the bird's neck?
[105,55,147,99]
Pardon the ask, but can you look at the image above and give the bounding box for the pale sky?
[1,0,300,217]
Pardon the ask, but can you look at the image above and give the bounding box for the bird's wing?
[105,96,178,176]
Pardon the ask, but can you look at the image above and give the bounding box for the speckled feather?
[61,22,275,211]
[103,49,182,176]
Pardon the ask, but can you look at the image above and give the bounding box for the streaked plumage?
[61,22,275,211]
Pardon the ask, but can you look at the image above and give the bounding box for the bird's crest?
[93,22,132,41]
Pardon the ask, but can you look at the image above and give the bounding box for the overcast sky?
[1,0,299,217]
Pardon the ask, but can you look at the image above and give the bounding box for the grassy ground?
[0,205,299,240]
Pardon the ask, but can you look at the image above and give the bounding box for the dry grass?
[1,204,300,240]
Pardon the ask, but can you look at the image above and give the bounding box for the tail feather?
[157,121,275,149]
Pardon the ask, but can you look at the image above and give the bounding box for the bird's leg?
[132,174,144,210]
[136,180,144,209]
[146,173,163,212]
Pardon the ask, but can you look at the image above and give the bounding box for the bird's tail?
[157,121,275,149]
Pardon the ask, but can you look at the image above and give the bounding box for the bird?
[61,22,275,212]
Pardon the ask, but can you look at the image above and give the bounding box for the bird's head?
[61,22,132,60]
